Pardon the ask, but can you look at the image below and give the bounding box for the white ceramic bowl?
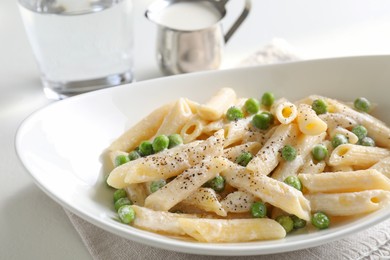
[16,56,390,256]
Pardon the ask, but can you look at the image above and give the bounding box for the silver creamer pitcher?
[146,0,251,75]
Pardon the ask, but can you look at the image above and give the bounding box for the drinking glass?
[18,0,134,99]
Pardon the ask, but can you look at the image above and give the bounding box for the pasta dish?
[104,88,390,242]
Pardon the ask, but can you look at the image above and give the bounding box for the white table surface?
[2,0,390,259]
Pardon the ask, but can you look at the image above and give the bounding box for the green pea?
[128,150,141,161]
[205,176,225,192]
[139,141,154,156]
[226,106,244,121]
[168,134,183,148]
[118,205,135,224]
[261,92,275,107]
[244,98,260,114]
[284,176,302,191]
[262,111,275,123]
[331,134,348,148]
[252,112,272,130]
[250,202,267,218]
[281,145,297,161]
[311,212,330,229]
[114,154,129,167]
[311,144,328,161]
[354,97,371,112]
[114,197,132,211]
[113,189,127,203]
[291,215,307,229]
[150,179,166,193]
[360,136,375,147]
[276,215,294,233]
[152,135,169,153]
[311,99,328,115]
[235,152,253,166]
[352,125,368,141]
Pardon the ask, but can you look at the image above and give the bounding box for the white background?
[2,0,390,259]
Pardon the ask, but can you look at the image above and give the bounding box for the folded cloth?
[65,210,390,260]
[65,39,390,260]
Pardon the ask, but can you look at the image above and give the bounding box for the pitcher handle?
[218,0,251,43]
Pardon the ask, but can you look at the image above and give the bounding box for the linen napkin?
[64,39,390,260]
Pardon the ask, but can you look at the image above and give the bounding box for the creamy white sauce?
[153,1,222,31]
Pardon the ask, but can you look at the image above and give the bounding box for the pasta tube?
[330,127,359,145]
[197,88,237,121]
[131,205,197,235]
[329,144,390,168]
[272,132,325,181]
[202,119,224,135]
[222,163,311,221]
[224,118,252,147]
[109,102,174,152]
[247,123,299,175]
[144,157,228,211]
[319,113,357,132]
[220,190,256,213]
[297,104,327,135]
[299,157,326,174]
[370,156,390,179]
[223,142,261,161]
[182,188,227,217]
[299,169,390,193]
[107,130,224,188]
[306,190,390,216]
[305,95,390,148]
[178,218,286,242]
[124,184,148,206]
[271,98,298,125]
[180,115,208,143]
[154,98,193,137]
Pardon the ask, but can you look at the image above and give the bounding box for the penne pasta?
[220,190,256,213]
[178,218,286,242]
[299,157,326,174]
[241,124,277,145]
[319,113,357,132]
[180,115,208,143]
[105,91,390,242]
[202,119,224,135]
[107,130,224,188]
[329,127,358,144]
[182,187,227,217]
[329,144,390,168]
[303,95,390,148]
[109,102,174,152]
[306,190,390,216]
[331,165,354,172]
[271,98,298,125]
[223,117,252,147]
[124,184,148,206]
[144,157,228,211]
[197,88,237,121]
[370,156,390,179]
[297,103,327,135]
[222,163,311,221]
[247,123,299,175]
[223,142,262,161]
[272,132,326,181]
[154,98,193,137]
[299,169,390,193]
[131,205,197,235]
